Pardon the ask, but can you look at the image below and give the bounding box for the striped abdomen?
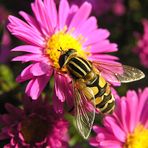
[66,56,92,79]
[86,73,115,114]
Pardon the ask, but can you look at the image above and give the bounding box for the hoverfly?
[58,48,145,139]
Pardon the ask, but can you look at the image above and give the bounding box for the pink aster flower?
[0,5,11,63]
[8,0,122,112]
[0,28,11,63]
[112,0,125,16]
[90,87,148,148]
[68,0,125,16]
[0,5,9,22]
[133,19,148,68]
[0,97,69,148]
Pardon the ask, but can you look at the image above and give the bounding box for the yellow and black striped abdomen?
[86,74,115,114]
[66,57,92,79]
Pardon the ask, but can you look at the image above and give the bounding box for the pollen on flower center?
[46,26,88,69]
[124,124,148,148]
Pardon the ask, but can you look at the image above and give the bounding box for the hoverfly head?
[59,48,76,68]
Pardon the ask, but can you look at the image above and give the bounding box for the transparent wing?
[93,61,123,85]
[116,65,145,83]
[74,83,95,139]
[93,61,145,84]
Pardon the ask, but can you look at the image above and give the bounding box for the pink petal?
[4,144,11,148]
[25,74,51,100]
[17,63,51,82]
[104,116,125,142]
[58,0,70,30]
[89,137,99,147]
[8,27,44,47]
[126,91,138,132]
[31,0,53,36]
[140,105,148,127]
[84,29,110,46]
[54,73,74,108]
[69,2,92,31]
[8,15,45,47]
[44,0,57,32]
[90,41,118,53]
[137,88,148,123]
[119,99,129,133]
[11,25,44,41]
[100,140,122,148]
[25,79,38,100]
[9,30,45,47]
[64,82,74,109]
[16,64,34,82]
[53,88,64,114]
[30,62,51,76]
[54,72,69,102]
[21,64,34,77]
[93,125,107,133]
[96,132,118,141]
[11,45,43,54]
[74,16,97,37]
[12,54,47,62]
[88,54,119,61]
[19,11,43,36]
[66,4,78,27]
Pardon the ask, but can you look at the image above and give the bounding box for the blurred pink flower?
[0,97,69,148]
[0,29,11,63]
[90,88,148,148]
[0,5,11,63]
[8,0,122,112]
[0,5,9,22]
[68,0,125,16]
[112,1,125,16]
[133,19,148,68]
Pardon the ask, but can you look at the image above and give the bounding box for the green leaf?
[0,64,17,94]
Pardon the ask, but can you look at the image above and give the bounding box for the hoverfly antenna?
[60,47,63,51]
[57,48,62,52]
[58,47,65,54]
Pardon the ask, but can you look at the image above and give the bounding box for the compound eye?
[59,54,67,68]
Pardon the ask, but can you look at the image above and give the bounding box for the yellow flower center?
[46,26,88,69]
[124,124,148,148]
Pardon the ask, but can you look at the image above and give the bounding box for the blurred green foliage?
[0,64,17,94]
